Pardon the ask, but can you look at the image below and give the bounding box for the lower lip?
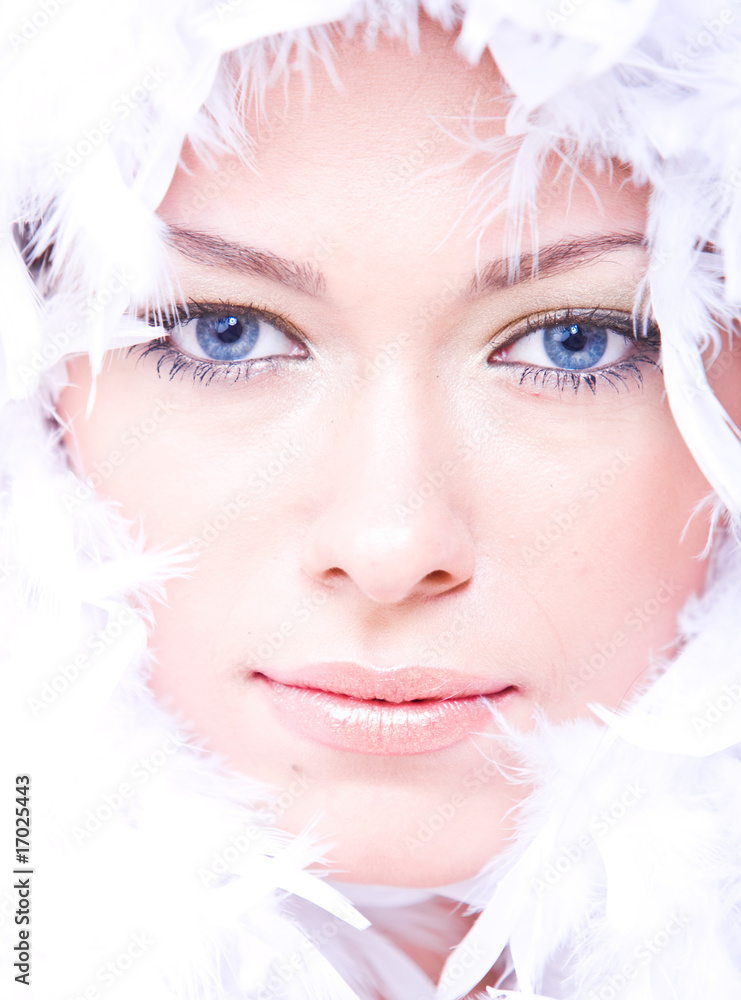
[254,674,513,755]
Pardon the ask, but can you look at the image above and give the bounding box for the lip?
[250,662,515,756]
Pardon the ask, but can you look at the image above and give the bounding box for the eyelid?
[490,306,660,355]
[132,299,311,382]
[153,298,308,345]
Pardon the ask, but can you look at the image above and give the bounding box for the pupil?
[542,322,607,369]
[195,313,260,361]
[559,324,588,352]
[215,316,242,343]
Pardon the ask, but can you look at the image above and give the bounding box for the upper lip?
[253,662,512,703]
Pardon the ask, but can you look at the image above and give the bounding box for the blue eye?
[195,314,260,361]
[167,308,304,365]
[499,318,639,373]
[489,311,662,395]
[542,323,608,370]
[133,302,311,386]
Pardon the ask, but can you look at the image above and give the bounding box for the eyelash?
[129,302,662,395]
[128,300,301,386]
[490,307,662,396]
[128,340,274,386]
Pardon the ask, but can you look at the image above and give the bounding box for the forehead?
[159,20,647,271]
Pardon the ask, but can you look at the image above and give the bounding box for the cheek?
[705,333,741,428]
[465,378,711,720]
[57,355,312,548]
[58,352,714,738]
[55,355,325,727]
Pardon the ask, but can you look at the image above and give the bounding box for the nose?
[300,377,476,606]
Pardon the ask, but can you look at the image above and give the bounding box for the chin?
[276,791,518,888]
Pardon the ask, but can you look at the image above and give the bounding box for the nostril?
[301,508,476,605]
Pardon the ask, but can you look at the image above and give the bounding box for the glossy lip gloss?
[251,664,515,755]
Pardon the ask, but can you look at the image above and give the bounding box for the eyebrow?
[166,225,326,297]
[166,225,645,300]
[468,231,646,295]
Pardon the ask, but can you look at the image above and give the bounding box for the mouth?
[250,663,517,756]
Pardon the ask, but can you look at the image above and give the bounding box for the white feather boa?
[2,1,741,997]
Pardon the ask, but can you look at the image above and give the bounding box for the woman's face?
[57,22,741,886]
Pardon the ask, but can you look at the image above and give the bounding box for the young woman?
[3,1,741,998]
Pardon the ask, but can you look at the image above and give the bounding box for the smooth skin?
[58,15,741,926]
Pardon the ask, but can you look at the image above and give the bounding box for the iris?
[195,315,259,361]
[543,323,608,370]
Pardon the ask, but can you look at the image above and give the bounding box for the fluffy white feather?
[3,2,741,998]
